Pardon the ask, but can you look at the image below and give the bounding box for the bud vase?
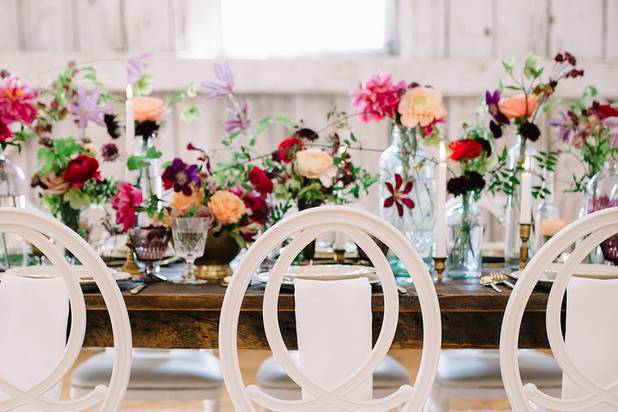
[378,124,435,275]
[0,155,27,268]
[446,193,483,278]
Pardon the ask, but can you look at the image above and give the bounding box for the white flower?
[296,149,338,187]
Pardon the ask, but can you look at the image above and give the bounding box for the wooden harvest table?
[83,276,558,349]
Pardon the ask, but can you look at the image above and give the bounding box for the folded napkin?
[0,274,69,411]
[294,277,372,411]
[562,277,618,411]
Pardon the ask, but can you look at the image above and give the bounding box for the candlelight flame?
[439,142,447,162]
[126,84,133,100]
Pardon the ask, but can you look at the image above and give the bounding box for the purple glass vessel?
[585,159,618,264]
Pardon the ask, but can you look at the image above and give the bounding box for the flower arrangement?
[486,53,584,198]
[0,72,39,150]
[550,86,618,193]
[447,126,493,199]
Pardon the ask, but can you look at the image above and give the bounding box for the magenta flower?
[127,53,150,85]
[101,142,119,162]
[352,73,406,123]
[225,101,251,133]
[383,173,414,217]
[202,63,234,100]
[0,75,38,125]
[112,182,143,233]
[67,87,111,129]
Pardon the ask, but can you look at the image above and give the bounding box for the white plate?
[2,265,132,285]
[509,263,618,286]
[254,264,379,286]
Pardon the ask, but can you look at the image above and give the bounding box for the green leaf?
[524,55,541,79]
[145,146,161,159]
[37,147,55,175]
[127,155,148,171]
[254,116,273,135]
[64,189,91,209]
[502,58,515,73]
[134,74,153,96]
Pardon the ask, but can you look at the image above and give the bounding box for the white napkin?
[562,277,618,411]
[294,277,373,411]
[0,274,69,411]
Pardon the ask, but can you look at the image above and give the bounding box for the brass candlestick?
[333,249,345,264]
[519,223,531,269]
[433,257,446,282]
[121,246,141,276]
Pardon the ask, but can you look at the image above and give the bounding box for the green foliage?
[127,146,161,171]
[532,151,558,199]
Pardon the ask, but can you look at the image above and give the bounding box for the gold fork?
[489,272,516,289]
[480,273,502,292]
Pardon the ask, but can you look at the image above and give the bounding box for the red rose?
[593,102,618,120]
[276,137,304,163]
[243,191,269,222]
[63,153,100,188]
[248,166,273,194]
[449,139,483,161]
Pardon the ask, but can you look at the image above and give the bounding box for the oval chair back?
[0,208,132,412]
[219,205,441,411]
[500,207,618,411]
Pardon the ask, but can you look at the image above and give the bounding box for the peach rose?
[208,190,245,225]
[171,188,204,216]
[40,172,70,195]
[397,87,447,128]
[498,94,538,119]
[296,149,338,187]
[133,97,166,122]
[540,218,569,237]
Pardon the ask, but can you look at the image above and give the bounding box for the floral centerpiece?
[0,71,39,151]
[484,52,583,268]
[445,126,493,277]
[352,73,447,265]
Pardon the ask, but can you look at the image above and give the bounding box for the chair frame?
[219,205,441,412]
[0,208,132,412]
[500,207,618,411]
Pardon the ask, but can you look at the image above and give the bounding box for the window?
[220,0,388,57]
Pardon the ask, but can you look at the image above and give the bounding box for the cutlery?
[480,274,502,293]
[489,272,516,289]
[130,283,147,295]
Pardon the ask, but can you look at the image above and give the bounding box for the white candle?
[519,157,532,224]
[435,142,447,258]
[334,231,345,250]
[124,85,135,181]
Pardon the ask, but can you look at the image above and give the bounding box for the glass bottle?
[446,192,484,278]
[378,124,435,275]
[535,170,561,250]
[133,136,162,202]
[503,135,538,269]
[0,155,27,268]
[583,157,618,264]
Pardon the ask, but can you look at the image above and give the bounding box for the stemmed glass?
[171,217,210,284]
[128,226,171,282]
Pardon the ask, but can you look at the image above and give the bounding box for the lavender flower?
[201,63,234,100]
[67,87,111,129]
[225,101,251,133]
[549,107,573,143]
[127,54,150,85]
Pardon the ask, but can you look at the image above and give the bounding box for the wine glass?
[172,217,210,284]
[128,226,171,282]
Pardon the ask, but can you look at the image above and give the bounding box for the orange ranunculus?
[397,86,447,128]
[171,188,204,216]
[498,94,538,119]
[208,190,245,225]
[133,97,166,122]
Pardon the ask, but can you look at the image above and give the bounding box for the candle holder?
[333,249,345,264]
[121,245,141,276]
[433,257,446,283]
[519,223,531,269]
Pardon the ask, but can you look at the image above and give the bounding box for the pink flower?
[112,182,143,233]
[352,73,406,123]
[0,76,38,126]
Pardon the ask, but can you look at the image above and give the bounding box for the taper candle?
[435,142,447,257]
[124,85,135,181]
[519,156,532,224]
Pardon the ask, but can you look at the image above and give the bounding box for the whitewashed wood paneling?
[124,0,173,52]
[607,0,618,61]
[550,0,605,59]
[401,0,446,58]
[496,0,548,57]
[17,0,75,51]
[75,0,123,52]
[0,0,19,50]
[447,0,494,58]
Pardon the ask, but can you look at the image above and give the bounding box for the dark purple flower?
[101,143,119,162]
[489,120,503,138]
[104,113,121,139]
[67,87,111,129]
[162,158,201,196]
[383,173,414,217]
[225,101,250,133]
[485,89,510,125]
[201,63,234,100]
[127,54,150,85]
[519,121,541,142]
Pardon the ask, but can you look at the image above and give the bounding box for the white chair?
[500,207,618,411]
[219,205,442,411]
[0,207,132,411]
[70,348,224,410]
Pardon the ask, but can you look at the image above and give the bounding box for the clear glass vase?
[379,124,435,275]
[133,137,162,201]
[534,170,560,251]
[584,157,618,264]
[446,193,483,278]
[504,135,538,269]
[0,155,28,268]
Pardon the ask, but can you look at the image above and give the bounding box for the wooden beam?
[4,53,618,97]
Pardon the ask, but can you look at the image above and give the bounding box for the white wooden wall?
[2,0,618,239]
